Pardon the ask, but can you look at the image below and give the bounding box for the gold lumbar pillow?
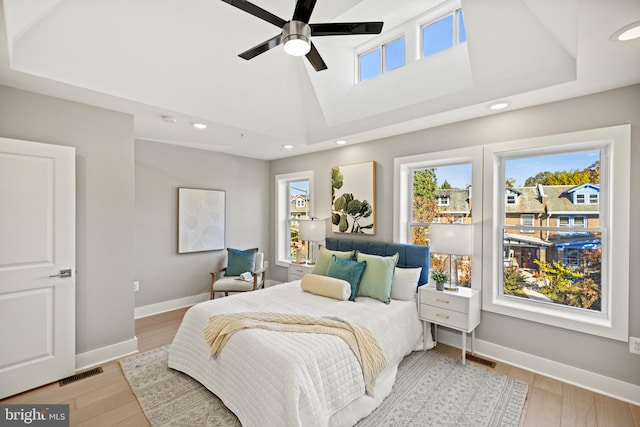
[301,274,351,301]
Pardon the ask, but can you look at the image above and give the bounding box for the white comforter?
[168,281,423,427]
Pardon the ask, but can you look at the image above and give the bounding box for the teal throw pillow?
[326,255,366,301]
[226,248,258,276]
[355,252,399,304]
[311,246,355,276]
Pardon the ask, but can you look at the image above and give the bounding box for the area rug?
[120,346,527,427]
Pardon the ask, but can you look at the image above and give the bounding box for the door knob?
[49,269,72,278]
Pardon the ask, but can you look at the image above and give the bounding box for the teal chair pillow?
[355,252,399,304]
[226,248,258,276]
[326,255,366,301]
[311,246,355,276]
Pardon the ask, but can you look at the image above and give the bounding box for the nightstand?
[287,263,314,281]
[418,285,481,365]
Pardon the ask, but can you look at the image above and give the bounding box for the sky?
[433,150,599,189]
[505,150,599,186]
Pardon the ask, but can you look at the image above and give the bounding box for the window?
[359,48,381,81]
[385,37,405,72]
[590,194,599,204]
[484,125,630,341]
[436,196,449,206]
[358,36,406,82]
[576,194,585,204]
[421,8,466,58]
[275,171,314,266]
[521,214,534,233]
[394,147,482,289]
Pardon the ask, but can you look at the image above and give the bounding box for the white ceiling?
[0,0,638,160]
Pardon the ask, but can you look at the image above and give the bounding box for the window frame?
[394,146,483,290]
[520,214,535,233]
[483,125,630,341]
[419,5,466,60]
[275,170,314,267]
[357,35,406,82]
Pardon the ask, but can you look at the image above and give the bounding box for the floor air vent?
[59,367,103,386]
[465,353,497,368]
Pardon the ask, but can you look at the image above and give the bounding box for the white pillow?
[391,267,422,300]
[301,274,351,301]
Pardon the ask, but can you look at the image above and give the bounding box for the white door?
[0,137,75,399]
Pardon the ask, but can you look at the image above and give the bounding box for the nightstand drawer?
[288,263,314,281]
[289,266,310,276]
[427,293,468,313]
[420,305,469,330]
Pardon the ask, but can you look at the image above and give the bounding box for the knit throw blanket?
[204,312,387,395]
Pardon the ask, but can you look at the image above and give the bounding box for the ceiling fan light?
[284,37,311,56]
[283,20,311,56]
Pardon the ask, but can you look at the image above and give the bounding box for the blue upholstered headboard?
[325,238,430,286]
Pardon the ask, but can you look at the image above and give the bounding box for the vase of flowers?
[431,269,449,291]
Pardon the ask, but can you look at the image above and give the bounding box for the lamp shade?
[429,224,473,256]
[299,219,326,242]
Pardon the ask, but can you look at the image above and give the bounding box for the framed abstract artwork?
[331,161,376,235]
[178,188,225,253]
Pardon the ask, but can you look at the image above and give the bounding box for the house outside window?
[275,171,314,266]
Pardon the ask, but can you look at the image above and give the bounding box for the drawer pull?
[436,313,450,319]
[435,298,450,304]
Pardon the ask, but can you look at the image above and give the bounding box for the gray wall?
[134,140,270,306]
[0,84,135,355]
[269,84,640,386]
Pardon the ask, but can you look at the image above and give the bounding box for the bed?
[168,239,431,427]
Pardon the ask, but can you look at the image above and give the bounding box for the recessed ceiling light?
[335,140,347,145]
[488,101,510,111]
[192,122,207,129]
[283,144,294,149]
[611,21,640,41]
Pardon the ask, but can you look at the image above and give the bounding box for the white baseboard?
[134,292,209,319]
[436,328,640,406]
[75,337,138,372]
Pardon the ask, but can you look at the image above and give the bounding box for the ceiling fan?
[221,0,384,71]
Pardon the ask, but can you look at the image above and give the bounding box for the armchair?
[210,251,266,299]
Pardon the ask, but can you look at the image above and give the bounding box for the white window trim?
[482,125,630,341]
[275,170,314,268]
[394,146,482,291]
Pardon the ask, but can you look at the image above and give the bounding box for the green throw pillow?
[326,255,367,301]
[311,246,355,276]
[355,252,399,304]
[226,248,258,276]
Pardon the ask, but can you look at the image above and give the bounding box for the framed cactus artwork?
[331,161,376,235]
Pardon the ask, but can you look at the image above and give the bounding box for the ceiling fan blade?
[238,33,283,60]
[305,42,327,71]
[310,22,384,36]
[292,0,317,23]
[221,0,287,28]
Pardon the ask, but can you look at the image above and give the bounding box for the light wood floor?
[2,307,639,426]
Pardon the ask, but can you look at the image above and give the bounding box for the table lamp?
[299,218,326,264]
[429,223,473,290]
